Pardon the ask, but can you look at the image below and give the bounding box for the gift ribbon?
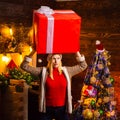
[37,6,75,53]
[37,6,54,53]
[46,15,54,53]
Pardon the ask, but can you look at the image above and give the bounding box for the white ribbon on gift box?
[37,6,75,53]
[46,15,54,53]
[37,6,54,53]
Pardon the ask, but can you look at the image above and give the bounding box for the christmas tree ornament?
[83,98,96,107]
[94,110,100,118]
[82,109,93,119]
[90,99,96,106]
[96,40,105,53]
[99,109,104,115]
[108,87,114,95]
[106,111,113,117]
[82,85,89,96]
[97,62,104,70]
[111,101,116,106]
[110,110,116,116]
[110,77,114,83]
[105,78,111,85]
[97,98,103,104]
[95,71,99,75]
[103,96,110,103]
[83,85,97,97]
[96,102,101,107]
[102,51,111,61]
[107,61,111,66]
[90,76,96,84]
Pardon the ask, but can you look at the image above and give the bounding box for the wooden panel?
[0,0,120,71]
[0,3,25,17]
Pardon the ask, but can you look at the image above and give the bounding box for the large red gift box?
[33,6,81,54]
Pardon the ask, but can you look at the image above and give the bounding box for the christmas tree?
[72,40,117,120]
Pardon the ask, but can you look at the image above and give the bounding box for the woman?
[20,50,87,120]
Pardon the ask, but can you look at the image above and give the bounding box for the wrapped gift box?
[33,6,81,54]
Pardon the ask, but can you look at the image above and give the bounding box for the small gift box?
[33,6,81,54]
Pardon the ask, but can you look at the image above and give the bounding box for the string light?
[30,46,33,52]
[0,24,33,54]
[0,24,34,73]
[2,54,10,62]
[9,27,13,36]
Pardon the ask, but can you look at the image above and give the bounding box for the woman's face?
[51,54,62,68]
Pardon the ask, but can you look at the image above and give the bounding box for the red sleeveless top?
[45,68,67,107]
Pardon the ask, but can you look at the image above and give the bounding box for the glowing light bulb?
[2,55,9,62]
[19,53,23,63]
[30,46,32,52]
[9,28,13,36]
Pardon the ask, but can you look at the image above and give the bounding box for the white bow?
[37,6,54,15]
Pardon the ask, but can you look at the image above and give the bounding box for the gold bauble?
[107,61,111,65]
[97,98,102,103]
[95,71,98,74]
[96,102,100,107]
[106,110,115,117]
[106,111,111,117]
[107,87,114,95]
[83,98,96,106]
[98,63,104,69]
[103,96,110,103]
[111,101,117,106]
[105,78,111,84]
[94,110,100,118]
[90,76,96,84]
[82,109,93,119]
[82,85,88,93]
[110,110,115,116]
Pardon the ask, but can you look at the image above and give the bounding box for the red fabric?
[33,12,48,53]
[33,10,81,54]
[45,68,67,107]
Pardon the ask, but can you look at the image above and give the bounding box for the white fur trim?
[97,48,105,53]
[62,67,72,114]
[96,40,100,45]
[25,57,32,62]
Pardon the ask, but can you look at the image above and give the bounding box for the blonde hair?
[47,58,62,80]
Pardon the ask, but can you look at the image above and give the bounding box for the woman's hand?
[76,51,85,62]
[76,51,81,57]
